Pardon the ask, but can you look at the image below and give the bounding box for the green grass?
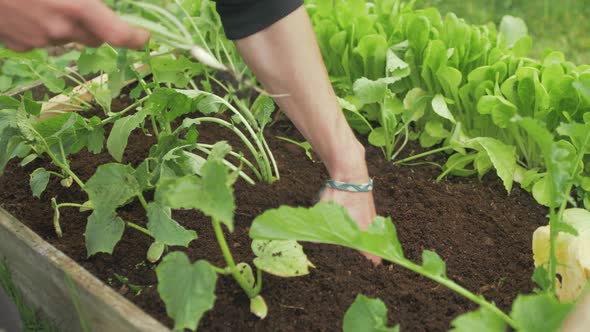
[0,260,59,332]
[415,0,590,64]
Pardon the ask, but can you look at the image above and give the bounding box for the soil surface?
[0,96,547,331]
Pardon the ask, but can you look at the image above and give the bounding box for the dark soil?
[0,97,547,331]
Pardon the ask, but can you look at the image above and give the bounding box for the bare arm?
[234,6,380,264]
[0,0,149,52]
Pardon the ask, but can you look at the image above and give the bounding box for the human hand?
[320,188,382,265]
[0,0,150,52]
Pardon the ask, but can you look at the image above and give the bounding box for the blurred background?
[415,0,590,64]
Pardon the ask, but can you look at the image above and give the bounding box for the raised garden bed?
[0,93,559,331]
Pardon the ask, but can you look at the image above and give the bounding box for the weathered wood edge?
[0,207,169,332]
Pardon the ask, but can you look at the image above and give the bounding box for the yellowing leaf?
[532,208,590,302]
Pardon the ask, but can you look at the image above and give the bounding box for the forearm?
[233,6,369,182]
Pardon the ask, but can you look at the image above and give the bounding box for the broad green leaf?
[407,15,430,55]
[252,240,314,277]
[499,15,528,48]
[368,127,387,147]
[77,45,118,75]
[532,177,552,207]
[386,49,410,80]
[450,307,506,332]
[151,55,203,88]
[532,266,551,291]
[509,293,574,332]
[424,120,449,139]
[477,96,517,128]
[343,295,399,332]
[21,92,41,117]
[156,159,235,230]
[252,95,275,128]
[250,202,404,261]
[471,137,517,192]
[84,163,140,214]
[0,96,19,110]
[0,128,22,175]
[156,252,217,331]
[147,202,197,247]
[30,168,50,198]
[421,250,447,278]
[355,34,388,79]
[353,78,387,105]
[107,109,148,162]
[86,117,105,154]
[431,94,456,124]
[39,72,66,94]
[85,211,125,257]
[0,76,12,92]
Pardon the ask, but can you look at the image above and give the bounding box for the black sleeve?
[213,0,303,40]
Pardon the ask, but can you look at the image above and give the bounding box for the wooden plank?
[0,207,169,332]
[562,291,590,332]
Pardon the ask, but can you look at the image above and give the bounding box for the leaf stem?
[137,193,149,210]
[126,221,152,237]
[393,258,520,329]
[394,146,452,164]
[211,218,258,298]
[56,203,84,209]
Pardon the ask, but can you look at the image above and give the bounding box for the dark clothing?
[214,0,303,40]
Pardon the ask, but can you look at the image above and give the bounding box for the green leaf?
[470,137,517,193]
[39,72,66,94]
[431,94,456,124]
[85,211,125,257]
[147,203,197,247]
[156,159,235,230]
[355,34,388,79]
[30,168,50,198]
[86,117,105,154]
[156,252,217,331]
[450,307,507,332]
[107,109,148,162]
[252,95,275,128]
[421,250,447,278]
[252,240,314,277]
[84,163,140,214]
[21,92,41,117]
[510,293,574,332]
[151,55,203,88]
[385,49,410,80]
[250,202,404,261]
[353,78,388,105]
[368,127,387,147]
[499,15,528,48]
[0,96,20,109]
[343,295,399,332]
[532,266,551,291]
[532,177,552,207]
[78,45,118,75]
[0,76,12,92]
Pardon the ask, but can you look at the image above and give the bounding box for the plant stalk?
[211,218,258,298]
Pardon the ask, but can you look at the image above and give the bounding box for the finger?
[45,17,102,48]
[2,37,32,53]
[52,27,102,48]
[74,0,150,49]
[362,252,382,266]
